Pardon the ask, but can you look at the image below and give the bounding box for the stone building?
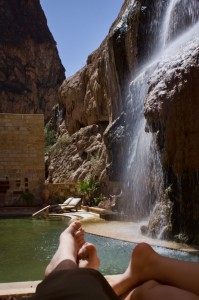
[0,114,45,207]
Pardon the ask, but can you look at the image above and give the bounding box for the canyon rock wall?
[56,0,168,185]
[48,0,142,188]
[145,34,199,243]
[53,0,167,182]
[60,0,141,134]
[0,0,65,122]
[47,0,199,243]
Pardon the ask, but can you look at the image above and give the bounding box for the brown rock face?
[60,0,142,135]
[57,0,169,189]
[46,123,109,189]
[145,52,199,174]
[46,0,199,244]
[144,28,199,242]
[55,0,142,190]
[0,0,65,122]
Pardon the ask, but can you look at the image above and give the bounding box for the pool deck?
[1,208,199,297]
[51,208,199,253]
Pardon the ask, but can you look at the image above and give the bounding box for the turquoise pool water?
[0,217,198,283]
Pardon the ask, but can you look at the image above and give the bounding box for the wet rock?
[140,225,148,235]
[144,26,199,243]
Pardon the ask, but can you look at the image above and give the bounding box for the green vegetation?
[18,192,35,206]
[45,124,72,153]
[93,194,104,206]
[78,177,99,206]
[91,153,100,163]
[44,125,57,152]
[55,134,72,153]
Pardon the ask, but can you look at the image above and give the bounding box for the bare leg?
[35,223,120,300]
[125,280,199,300]
[45,220,85,276]
[110,242,199,297]
[78,242,100,270]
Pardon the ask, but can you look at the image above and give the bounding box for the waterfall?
[124,0,199,224]
[161,0,199,47]
[56,104,63,131]
[124,66,154,219]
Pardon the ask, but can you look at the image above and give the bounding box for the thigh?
[124,280,199,300]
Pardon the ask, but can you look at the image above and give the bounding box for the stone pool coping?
[0,280,41,297]
[0,277,115,297]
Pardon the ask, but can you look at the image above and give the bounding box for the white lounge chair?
[51,197,82,212]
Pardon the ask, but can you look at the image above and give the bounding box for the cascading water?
[56,104,63,130]
[123,0,199,230]
[55,103,64,132]
[162,0,199,46]
[124,65,156,219]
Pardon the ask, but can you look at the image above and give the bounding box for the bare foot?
[45,221,85,277]
[78,242,100,270]
[111,243,158,296]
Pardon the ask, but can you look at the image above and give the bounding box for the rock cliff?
[47,0,199,244]
[144,28,199,242]
[0,0,65,122]
[47,0,143,197]
[47,0,141,188]
[55,0,169,184]
[59,0,140,135]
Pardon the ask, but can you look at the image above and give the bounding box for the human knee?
[142,280,159,290]
[133,280,160,300]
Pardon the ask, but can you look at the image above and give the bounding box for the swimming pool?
[0,217,198,283]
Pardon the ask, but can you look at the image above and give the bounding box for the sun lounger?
[51,197,82,213]
[62,197,74,205]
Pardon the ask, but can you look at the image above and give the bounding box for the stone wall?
[46,183,80,205]
[0,114,44,206]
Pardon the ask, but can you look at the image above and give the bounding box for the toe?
[84,243,97,255]
[78,243,88,259]
[78,243,97,259]
[75,230,85,247]
[67,220,82,235]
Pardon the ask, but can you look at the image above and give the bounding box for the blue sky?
[40,1,124,77]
